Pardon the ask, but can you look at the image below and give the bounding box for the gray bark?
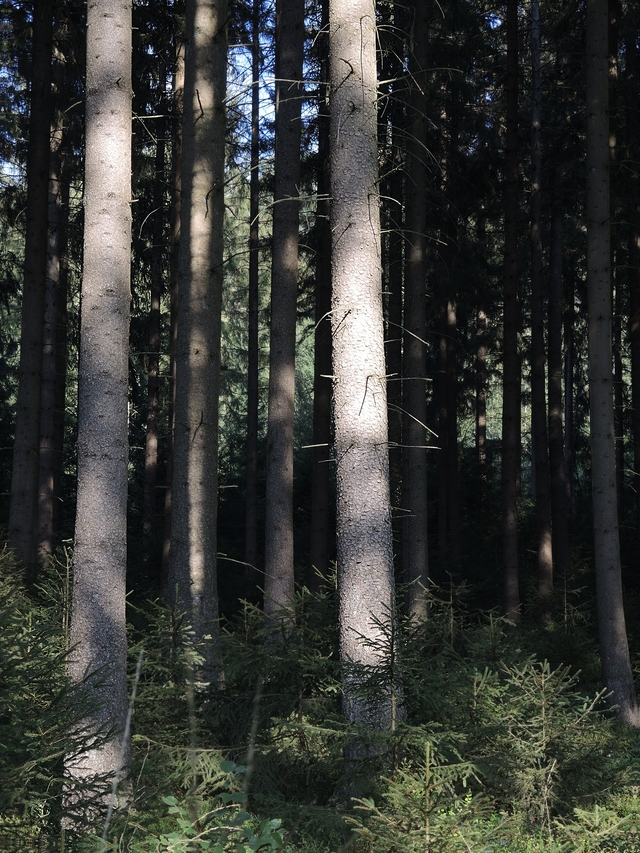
[330,0,399,726]
[586,0,639,725]
[65,0,132,797]
[167,0,228,675]
[263,0,305,616]
[9,0,53,566]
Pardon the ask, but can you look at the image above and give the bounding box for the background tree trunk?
[9,0,53,567]
[402,0,429,621]
[244,0,261,593]
[529,0,553,602]
[37,41,68,565]
[167,0,228,674]
[501,0,521,624]
[586,0,639,725]
[263,0,305,616]
[65,0,132,798]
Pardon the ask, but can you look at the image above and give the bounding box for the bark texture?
[9,0,53,566]
[65,0,132,796]
[167,0,228,674]
[501,0,521,624]
[330,0,398,726]
[263,0,305,616]
[586,0,639,725]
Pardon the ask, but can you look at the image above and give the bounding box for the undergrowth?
[0,551,638,851]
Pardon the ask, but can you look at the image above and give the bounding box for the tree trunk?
[501,0,521,625]
[9,0,53,567]
[628,22,640,568]
[564,274,575,509]
[143,121,165,568]
[309,0,332,590]
[402,0,429,621]
[37,42,68,565]
[530,0,553,601]
[161,34,184,597]
[330,0,399,729]
[65,0,132,801]
[245,0,261,593]
[586,0,639,725]
[263,0,305,616]
[548,204,571,584]
[167,0,228,675]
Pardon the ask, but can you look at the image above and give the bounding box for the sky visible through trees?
[1,0,640,843]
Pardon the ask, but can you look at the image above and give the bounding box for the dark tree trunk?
[161,34,184,597]
[501,0,521,624]
[548,204,571,584]
[530,0,553,601]
[245,0,260,591]
[402,0,429,619]
[143,121,165,568]
[309,0,332,591]
[564,275,575,509]
[628,22,640,568]
[263,0,305,617]
[586,0,639,725]
[37,42,68,564]
[9,0,53,566]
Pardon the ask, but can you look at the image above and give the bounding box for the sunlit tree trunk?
[168,0,228,675]
[263,0,304,616]
[9,0,53,567]
[501,0,521,624]
[65,0,132,799]
[330,0,399,729]
[586,0,639,725]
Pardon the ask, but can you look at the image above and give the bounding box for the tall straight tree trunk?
[548,204,571,583]
[9,0,53,567]
[402,0,429,621]
[245,0,260,590]
[309,0,332,589]
[143,120,165,568]
[167,0,228,674]
[65,0,132,799]
[37,43,68,564]
[329,0,399,729]
[476,209,488,509]
[628,24,640,566]
[564,275,575,508]
[445,295,461,570]
[586,0,639,725]
[263,0,305,616]
[501,0,521,624]
[529,0,553,601]
[161,35,184,596]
